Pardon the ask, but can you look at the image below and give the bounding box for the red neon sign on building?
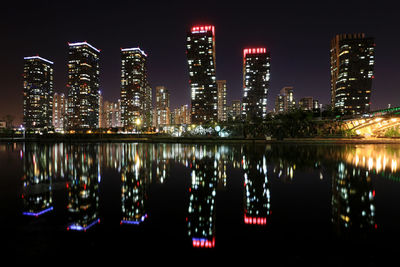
[243,48,267,58]
[191,25,215,35]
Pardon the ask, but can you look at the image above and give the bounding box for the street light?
[135,118,142,133]
[20,125,25,139]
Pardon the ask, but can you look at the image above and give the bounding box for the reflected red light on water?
[244,214,267,225]
[192,237,215,248]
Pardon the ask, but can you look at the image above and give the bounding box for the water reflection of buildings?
[332,162,376,237]
[19,142,400,249]
[66,145,100,231]
[242,152,271,226]
[99,143,230,187]
[187,146,217,248]
[154,144,170,184]
[342,145,400,181]
[21,144,53,217]
[120,143,149,225]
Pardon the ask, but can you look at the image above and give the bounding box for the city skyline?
[2,1,399,125]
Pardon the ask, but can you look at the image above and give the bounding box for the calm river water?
[2,142,400,264]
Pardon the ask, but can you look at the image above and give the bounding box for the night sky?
[2,1,399,125]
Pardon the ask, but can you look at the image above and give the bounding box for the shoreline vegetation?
[0,133,400,144]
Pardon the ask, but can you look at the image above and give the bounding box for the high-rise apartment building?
[120,47,148,130]
[298,97,314,111]
[275,95,284,113]
[242,48,270,121]
[23,56,54,131]
[53,92,67,131]
[298,97,320,112]
[228,100,241,121]
[187,25,217,124]
[98,91,104,128]
[101,100,122,128]
[173,104,190,125]
[280,86,296,112]
[67,41,100,129]
[330,33,375,115]
[155,86,170,127]
[217,80,227,122]
[143,85,153,128]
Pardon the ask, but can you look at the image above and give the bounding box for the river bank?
[1,134,400,144]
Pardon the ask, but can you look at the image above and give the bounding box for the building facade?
[275,95,284,113]
[217,80,227,122]
[143,85,153,128]
[98,91,104,128]
[53,92,67,131]
[298,97,320,112]
[155,86,170,127]
[298,97,313,111]
[101,100,122,128]
[242,48,270,121]
[330,33,375,115]
[120,47,148,130]
[67,42,100,129]
[275,87,295,113]
[228,100,241,122]
[173,104,190,125]
[23,56,54,131]
[187,25,218,124]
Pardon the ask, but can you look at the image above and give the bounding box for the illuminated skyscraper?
[67,41,100,129]
[275,94,284,113]
[242,48,270,121]
[53,92,67,131]
[98,91,104,128]
[298,97,319,112]
[23,56,54,131]
[173,104,191,125]
[217,80,227,122]
[187,25,217,124]
[143,85,153,128]
[275,86,295,113]
[155,86,170,127]
[228,100,241,122]
[330,33,375,115]
[101,100,122,128]
[120,47,148,130]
